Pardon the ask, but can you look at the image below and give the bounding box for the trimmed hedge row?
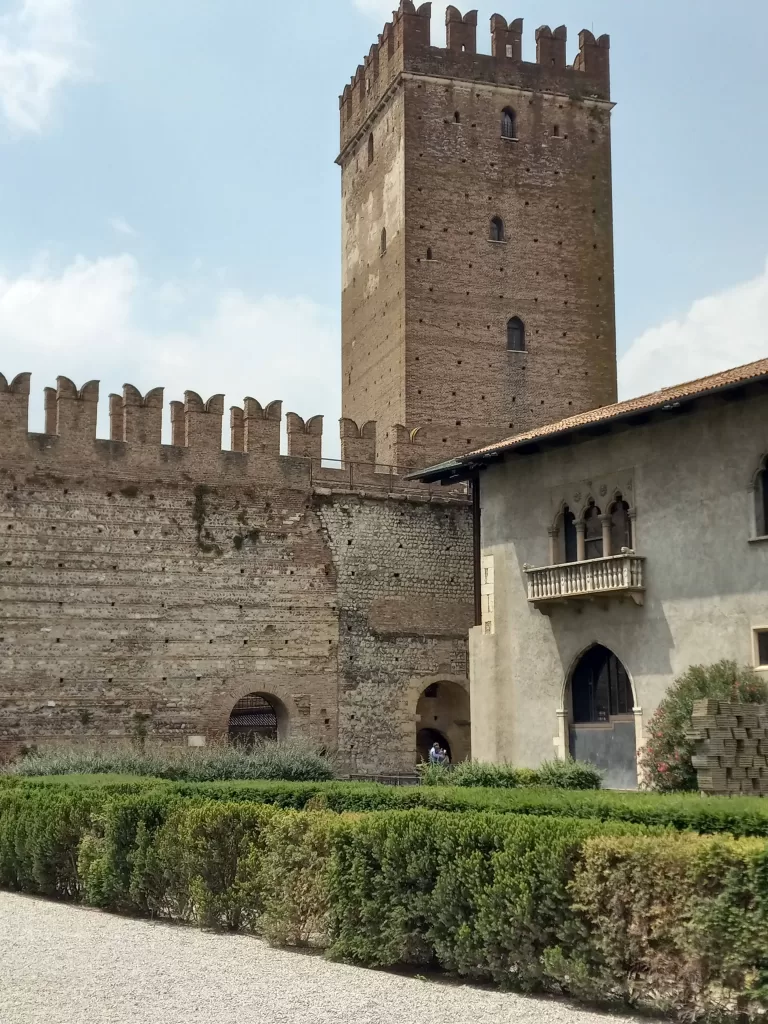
[2,781,768,1018]
[6,774,768,837]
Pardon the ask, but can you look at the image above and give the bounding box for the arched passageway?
[415,681,470,764]
[416,727,451,763]
[567,645,637,789]
[228,692,287,746]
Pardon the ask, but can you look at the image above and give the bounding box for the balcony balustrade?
[525,552,645,609]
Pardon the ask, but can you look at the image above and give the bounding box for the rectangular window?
[757,630,768,668]
[506,44,513,57]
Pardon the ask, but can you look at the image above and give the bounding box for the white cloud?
[0,253,342,456]
[619,261,768,399]
[353,0,448,28]
[108,216,138,238]
[0,0,85,133]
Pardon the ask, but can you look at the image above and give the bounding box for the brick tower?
[338,3,617,468]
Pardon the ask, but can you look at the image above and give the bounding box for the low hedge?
[417,757,602,790]
[2,782,768,1018]
[9,775,768,837]
[9,742,336,782]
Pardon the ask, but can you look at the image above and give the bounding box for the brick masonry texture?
[0,375,472,773]
[689,700,768,796]
[340,3,617,467]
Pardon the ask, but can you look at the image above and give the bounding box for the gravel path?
[0,892,636,1024]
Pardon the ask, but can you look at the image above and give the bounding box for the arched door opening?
[228,693,286,747]
[567,645,637,790]
[417,728,451,763]
[415,681,470,764]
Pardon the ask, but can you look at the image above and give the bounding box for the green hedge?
[416,757,602,790]
[7,774,768,837]
[2,781,768,1018]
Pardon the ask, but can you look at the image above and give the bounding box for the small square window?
[757,630,768,668]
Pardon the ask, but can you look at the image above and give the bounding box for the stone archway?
[227,692,289,746]
[566,644,637,790]
[414,680,470,764]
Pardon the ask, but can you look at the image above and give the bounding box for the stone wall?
[690,700,768,796]
[0,374,473,772]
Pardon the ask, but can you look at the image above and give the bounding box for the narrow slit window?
[757,630,768,667]
[489,217,505,242]
[506,317,525,351]
[553,124,560,137]
[756,457,768,536]
[501,108,516,139]
[454,111,460,123]
[380,227,387,255]
[426,247,433,260]
[367,132,374,165]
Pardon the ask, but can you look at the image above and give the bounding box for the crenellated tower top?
[339,4,610,157]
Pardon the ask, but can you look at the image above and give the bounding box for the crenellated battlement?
[0,371,465,502]
[339,4,610,157]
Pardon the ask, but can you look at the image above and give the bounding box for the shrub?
[640,661,767,792]
[260,809,339,946]
[144,801,275,929]
[9,740,336,783]
[551,832,768,1018]
[416,758,600,790]
[11,773,768,837]
[3,782,768,1017]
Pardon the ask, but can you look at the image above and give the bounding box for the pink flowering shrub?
[639,660,767,792]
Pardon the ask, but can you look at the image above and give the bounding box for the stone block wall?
[690,700,768,795]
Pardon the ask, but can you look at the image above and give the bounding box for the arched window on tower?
[609,495,632,554]
[380,227,387,255]
[368,132,374,165]
[501,108,517,139]
[489,217,505,242]
[584,501,603,559]
[506,317,525,352]
[756,457,768,537]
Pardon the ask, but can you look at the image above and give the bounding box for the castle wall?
[0,375,473,771]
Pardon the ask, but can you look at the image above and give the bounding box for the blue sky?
[0,0,766,450]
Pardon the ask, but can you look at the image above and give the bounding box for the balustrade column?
[575,518,586,561]
[599,513,612,558]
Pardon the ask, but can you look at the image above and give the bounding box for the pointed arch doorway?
[566,645,638,790]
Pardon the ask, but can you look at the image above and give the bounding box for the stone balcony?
[525,552,646,609]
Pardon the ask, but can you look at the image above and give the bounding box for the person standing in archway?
[428,741,442,764]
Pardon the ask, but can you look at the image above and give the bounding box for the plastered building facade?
[417,361,768,788]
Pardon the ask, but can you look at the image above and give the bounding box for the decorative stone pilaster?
[575,519,586,561]
[555,708,568,761]
[548,527,559,565]
[599,512,612,557]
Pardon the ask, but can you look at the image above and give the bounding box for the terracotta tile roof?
[468,355,768,457]
[411,356,768,480]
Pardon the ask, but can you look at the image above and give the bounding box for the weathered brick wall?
[339,3,616,468]
[317,494,472,773]
[0,374,472,771]
[690,700,768,796]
